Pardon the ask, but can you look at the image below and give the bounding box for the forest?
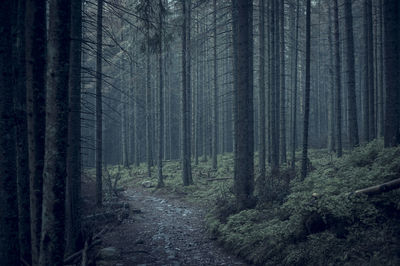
[1,0,400,265]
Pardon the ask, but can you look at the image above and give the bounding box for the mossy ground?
[93,140,400,266]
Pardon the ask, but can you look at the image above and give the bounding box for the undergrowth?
[104,139,400,265]
[207,140,400,265]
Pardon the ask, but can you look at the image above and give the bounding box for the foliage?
[108,140,400,265]
[208,140,400,265]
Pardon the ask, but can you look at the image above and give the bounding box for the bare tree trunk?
[327,4,336,153]
[279,0,286,163]
[344,0,359,148]
[182,0,192,186]
[212,0,218,170]
[146,28,153,178]
[39,0,71,264]
[258,0,266,178]
[14,0,31,263]
[291,0,299,168]
[383,0,400,147]
[66,0,82,256]
[158,0,165,187]
[25,0,47,263]
[96,0,103,207]
[301,0,311,180]
[0,1,20,264]
[366,0,375,140]
[232,0,254,210]
[333,0,342,157]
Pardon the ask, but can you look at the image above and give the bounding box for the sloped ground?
[100,186,248,266]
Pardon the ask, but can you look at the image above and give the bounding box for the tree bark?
[0,1,20,264]
[66,0,82,256]
[14,0,32,263]
[232,0,254,210]
[39,0,71,264]
[301,0,311,179]
[383,0,400,147]
[158,0,165,187]
[182,0,193,186]
[279,0,286,163]
[344,0,359,148]
[333,0,342,157]
[212,0,218,170]
[258,0,266,178]
[25,0,47,263]
[96,0,103,207]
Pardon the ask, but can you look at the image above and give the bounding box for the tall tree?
[344,0,359,148]
[181,0,193,186]
[258,0,266,178]
[301,0,311,179]
[212,0,218,170]
[25,0,47,263]
[333,0,342,157]
[66,0,82,256]
[158,0,165,187]
[0,1,20,264]
[279,0,286,163]
[291,0,300,168]
[39,0,71,264]
[232,0,254,210]
[383,0,400,147]
[14,0,32,263]
[96,0,103,207]
[365,0,375,141]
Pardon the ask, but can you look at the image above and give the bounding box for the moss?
[206,140,400,265]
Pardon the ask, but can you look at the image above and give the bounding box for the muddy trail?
[100,187,248,266]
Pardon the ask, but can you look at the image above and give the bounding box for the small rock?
[97,247,120,260]
[141,181,154,188]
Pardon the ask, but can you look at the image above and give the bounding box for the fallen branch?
[355,178,400,196]
[64,239,102,265]
[206,177,232,182]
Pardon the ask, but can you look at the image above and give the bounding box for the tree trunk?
[182,0,192,186]
[0,1,20,264]
[327,4,336,153]
[158,0,165,188]
[39,0,71,264]
[344,0,359,148]
[146,28,153,178]
[258,0,266,178]
[291,0,299,168]
[25,0,47,263]
[301,0,311,179]
[333,0,342,157]
[383,0,400,147]
[96,0,103,207]
[366,0,375,140]
[279,0,286,163]
[232,0,254,210]
[212,0,218,170]
[14,0,32,263]
[66,0,82,256]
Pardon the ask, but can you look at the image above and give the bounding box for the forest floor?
[97,184,248,266]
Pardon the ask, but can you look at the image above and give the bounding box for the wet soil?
[101,187,248,266]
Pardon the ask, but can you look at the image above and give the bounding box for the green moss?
[207,140,400,265]
[102,140,400,265]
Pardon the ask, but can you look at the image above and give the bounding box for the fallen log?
[206,177,232,182]
[355,178,400,196]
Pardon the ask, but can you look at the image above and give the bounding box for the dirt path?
[101,188,248,266]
